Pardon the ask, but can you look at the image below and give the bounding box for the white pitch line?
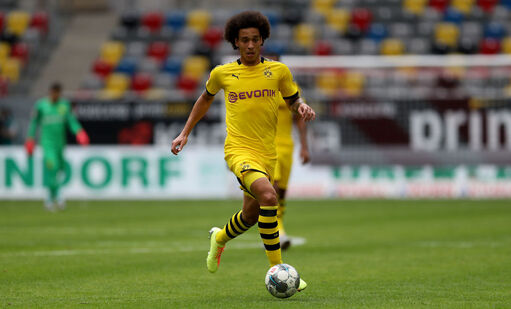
[0,237,307,258]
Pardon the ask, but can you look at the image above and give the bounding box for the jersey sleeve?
[26,101,42,139]
[278,64,299,99]
[205,65,223,95]
[64,101,83,134]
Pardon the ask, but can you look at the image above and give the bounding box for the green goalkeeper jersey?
[27,97,82,149]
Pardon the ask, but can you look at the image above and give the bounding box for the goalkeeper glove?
[76,130,90,145]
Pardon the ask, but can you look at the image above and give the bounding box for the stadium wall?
[1,146,511,200]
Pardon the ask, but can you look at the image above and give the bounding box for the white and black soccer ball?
[265,263,300,298]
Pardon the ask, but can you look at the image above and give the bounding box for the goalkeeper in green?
[25,83,89,211]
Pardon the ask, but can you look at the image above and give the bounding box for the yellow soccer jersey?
[275,97,294,149]
[206,57,299,160]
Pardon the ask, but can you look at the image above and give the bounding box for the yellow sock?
[258,205,282,266]
[216,210,252,245]
[277,199,286,236]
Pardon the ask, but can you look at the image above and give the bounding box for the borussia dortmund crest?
[263,67,272,79]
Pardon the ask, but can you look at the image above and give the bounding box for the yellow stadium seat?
[312,0,336,15]
[403,0,427,15]
[182,56,210,81]
[104,73,129,96]
[451,0,475,14]
[7,11,30,36]
[1,58,21,83]
[342,71,365,97]
[294,23,316,49]
[380,38,405,55]
[187,10,211,34]
[502,37,511,54]
[100,41,125,66]
[326,9,350,34]
[435,23,459,47]
[0,43,11,64]
[316,70,340,95]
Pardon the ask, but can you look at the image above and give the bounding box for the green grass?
[1,199,510,308]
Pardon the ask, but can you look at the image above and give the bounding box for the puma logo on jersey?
[232,74,239,79]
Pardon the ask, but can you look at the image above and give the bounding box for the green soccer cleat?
[297,278,307,292]
[206,227,225,273]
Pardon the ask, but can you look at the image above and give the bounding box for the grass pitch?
[1,199,510,308]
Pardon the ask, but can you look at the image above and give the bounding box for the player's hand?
[298,103,315,122]
[76,130,90,145]
[171,134,188,155]
[24,139,35,156]
[300,147,310,164]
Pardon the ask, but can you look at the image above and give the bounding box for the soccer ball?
[265,263,300,298]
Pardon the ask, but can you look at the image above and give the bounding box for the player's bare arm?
[294,116,310,164]
[171,91,215,155]
[286,96,315,122]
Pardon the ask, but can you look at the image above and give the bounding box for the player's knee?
[258,190,278,206]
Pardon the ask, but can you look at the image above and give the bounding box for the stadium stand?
[77,1,511,100]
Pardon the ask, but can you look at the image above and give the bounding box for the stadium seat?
[120,11,140,32]
[380,38,405,55]
[312,0,336,15]
[103,73,129,98]
[316,70,340,95]
[403,0,427,15]
[477,0,498,12]
[153,72,176,89]
[202,27,223,49]
[147,41,170,62]
[187,10,211,34]
[367,23,387,43]
[389,22,413,38]
[325,9,350,34]
[358,39,379,54]
[0,42,11,64]
[141,11,164,33]
[313,40,333,55]
[115,57,137,76]
[125,41,146,58]
[165,11,186,31]
[345,24,363,40]
[100,41,125,65]
[177,74,198,93]
[502,37,511,54]
[263,40,287,56]
[6,11,29,36]
[162,57,182,75]
[458,37,479,54]
[461,22,482,40]
[429,0,449,12]
[452,0,475,14]
[30,11,49,34]
[182,55,209,81]
[479,38,500,54]
[262,11,281,27]
[444,8,464,24]
[407,37,430,54]
[0,76,8,96]
[10,42,28,63]
[92,59,113,78]
[342,71,365,96]
[351,8,372,32]
[502,0,511,9]
[294,23,316,49]
[0,12,4,32]
[484,22,506,39]
[434,23,459,47]
[1,58,20,82]
[282,8,303,26]
[132,72,153,93]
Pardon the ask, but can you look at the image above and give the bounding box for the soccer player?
[171,11,315,291]
[25,83,89,211]
[274,92,310,250]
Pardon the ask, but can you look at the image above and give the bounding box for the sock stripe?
[260,209,277,217]
[264,243,281,251]
[237,211,251,228]
[229,217,244,235]
[260,231,279,239]
[258,221,278,229]
[224,225,235,238]
[233,213,249,231]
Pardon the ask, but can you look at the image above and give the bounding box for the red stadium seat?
[147,41,169,62]
[10,42,29,63]
[429,0,449,12]
[479,38,500,54]
[314,40,333,55]
[202,27,223,48]
[0,12,4,31]
[132,72,153,92]
[177,74,198,93]
[92,58,113,78]
[351,8,372,32]
[141,12,163,33]
[477,0,498,12]
[0,76,8,97]
[30,11,49,34]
